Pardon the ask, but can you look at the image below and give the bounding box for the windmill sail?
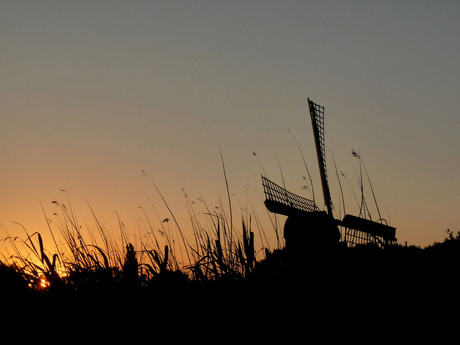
[261,176,320,216]
[308,99,333,216]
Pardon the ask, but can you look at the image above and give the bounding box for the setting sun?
[39,278,49,289]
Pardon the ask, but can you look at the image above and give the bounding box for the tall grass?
[0,144,399,296]
[0,167,270,295]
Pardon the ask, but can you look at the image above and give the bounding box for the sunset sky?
[1,1,459,254]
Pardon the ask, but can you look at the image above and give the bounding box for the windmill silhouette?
[261,98,396,255]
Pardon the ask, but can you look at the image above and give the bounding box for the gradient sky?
[1,1,459,253]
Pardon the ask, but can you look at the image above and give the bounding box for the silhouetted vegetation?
[1,223,459,305]
[1,168,458,307]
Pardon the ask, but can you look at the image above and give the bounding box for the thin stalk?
[277,154,287,191]
[363,164,382,222]
[331,149,346,218]
[40,200,63,263]
[289,129,315,202]
[352,149,365,217]
[248,198,270,252]
[138,206,162,254]
[219,146,233,259]
[142,171,192,267]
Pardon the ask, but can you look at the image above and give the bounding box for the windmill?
[261,98,396,252]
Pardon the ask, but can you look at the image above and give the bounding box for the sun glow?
[39,278,50,289]
[27,276,50,290]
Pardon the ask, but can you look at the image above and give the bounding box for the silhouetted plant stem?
[289,128,315,203]
[142,171,192,268]
[331,150,346,219]
[220,145,233,262]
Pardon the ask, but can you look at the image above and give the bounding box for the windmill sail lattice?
[261,176,320,216]
[308,98,333,216]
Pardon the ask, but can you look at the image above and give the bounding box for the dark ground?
[2,234,460,318]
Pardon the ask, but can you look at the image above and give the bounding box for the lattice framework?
[261,176,320,215]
